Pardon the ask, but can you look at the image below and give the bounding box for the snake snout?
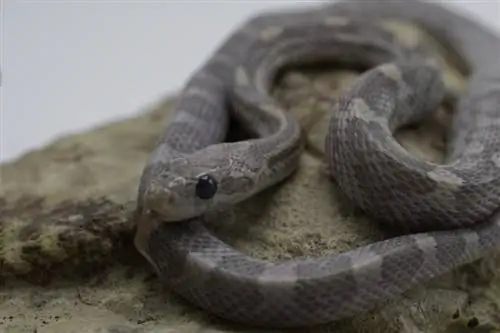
[143,184,177,215]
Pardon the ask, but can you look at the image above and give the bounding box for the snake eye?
[195,174,218,200]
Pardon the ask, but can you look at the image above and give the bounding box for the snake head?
[140,142,259,222]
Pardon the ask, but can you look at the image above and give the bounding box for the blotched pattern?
[134,0,500,328]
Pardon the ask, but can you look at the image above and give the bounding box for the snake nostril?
[167,192,176,205]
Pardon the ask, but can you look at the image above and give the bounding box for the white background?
[2,1,500,163]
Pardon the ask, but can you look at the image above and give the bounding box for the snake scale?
[133,0,500,328]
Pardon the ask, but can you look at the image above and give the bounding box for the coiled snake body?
[134,0,500,328]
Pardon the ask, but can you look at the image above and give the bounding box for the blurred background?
[2,1,500,163]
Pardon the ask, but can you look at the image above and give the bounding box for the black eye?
[195,174,218,200]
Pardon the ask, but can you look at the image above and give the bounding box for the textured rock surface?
[1,20,499,333]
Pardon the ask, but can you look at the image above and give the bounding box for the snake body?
[134,0,500,328]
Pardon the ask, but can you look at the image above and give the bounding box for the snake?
[132,0,500,328]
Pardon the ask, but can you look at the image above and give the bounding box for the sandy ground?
[1,20,499,333]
